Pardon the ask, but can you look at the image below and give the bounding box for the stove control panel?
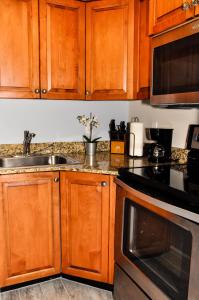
[187,125,199,150]
[192,127,199,149]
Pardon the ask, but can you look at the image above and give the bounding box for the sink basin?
[0,155,79,168]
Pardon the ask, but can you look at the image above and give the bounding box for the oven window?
[153,32,199,95]
[123,199,192,300]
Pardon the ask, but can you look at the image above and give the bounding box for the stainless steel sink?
[0,155,79,168]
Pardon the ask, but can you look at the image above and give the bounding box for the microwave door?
[151,19,199,105]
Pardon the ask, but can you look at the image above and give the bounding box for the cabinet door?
[39,0,85,100]
[0,0,40,99]
[149,0,194,35]
[61,172,110,282]
[0,172,60,288]
[86,0,136,100]
[137,0,151,100]
[195,5,199,16]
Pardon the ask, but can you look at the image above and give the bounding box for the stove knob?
[194,134,199,142]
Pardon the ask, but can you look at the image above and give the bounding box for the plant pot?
[85,142,97,156]
[84,155,98,167]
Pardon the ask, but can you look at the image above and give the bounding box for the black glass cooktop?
[118,164,199,215]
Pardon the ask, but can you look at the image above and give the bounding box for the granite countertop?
[0,141,187,176]
[0,152,166,176]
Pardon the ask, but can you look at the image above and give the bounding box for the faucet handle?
[30,132,36,138]
[23,131,36,141]
[23,131,36,156]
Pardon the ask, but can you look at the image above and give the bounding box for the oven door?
[151,19,199,106]
[115,181,199,300]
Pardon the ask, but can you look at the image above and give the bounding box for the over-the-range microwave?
[151,18,199,107]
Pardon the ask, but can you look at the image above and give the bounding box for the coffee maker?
[145,128,173,162]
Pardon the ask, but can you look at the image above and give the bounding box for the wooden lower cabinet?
[61,172,116,284]
[0,171,116,288]
[0,172,61,288]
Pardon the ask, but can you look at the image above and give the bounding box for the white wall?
[0,100,129,144]
[1,98,198,148]
[129,100,199,148]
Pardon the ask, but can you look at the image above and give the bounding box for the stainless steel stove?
[117,163,199,221]
[114,125,199,300]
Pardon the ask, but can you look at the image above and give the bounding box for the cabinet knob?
[86,90,91,96]
[34,88,40,94]
[182,1,191,10]
[54,177,59,183]
[101,181,108,187]
[42,89,47,94]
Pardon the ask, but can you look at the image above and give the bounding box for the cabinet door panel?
[0,0,40,98]
[149,0,194,35]
[0,172,60,288]
[40,0,85,100]
[86,0,135,100]
[137,0,150,99]
[61,172,109,282]
[195,6,199,16]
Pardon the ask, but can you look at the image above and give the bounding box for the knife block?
[110,134,128,154]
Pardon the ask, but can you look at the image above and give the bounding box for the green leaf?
[91,137,102,142]
[83,135,91,142]
[83,135,102,143]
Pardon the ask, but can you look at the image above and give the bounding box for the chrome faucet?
[23,130,36,156]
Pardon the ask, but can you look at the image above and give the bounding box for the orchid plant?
[77,113,101,143]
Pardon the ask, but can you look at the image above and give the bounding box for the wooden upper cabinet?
[195,5,199,16]
[0,172,61,288]
[61,172,110,282]
[0,0,148,101]
[137,0,151,100]
[149,0,195,35]
[39,0,85,99]
[86,0,137,100]
[0,0,40,99]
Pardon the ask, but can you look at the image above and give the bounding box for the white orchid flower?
[77,113,101,143]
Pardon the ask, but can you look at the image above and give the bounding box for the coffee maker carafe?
[145,128,173,162]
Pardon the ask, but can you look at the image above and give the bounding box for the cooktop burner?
[118,124,199,216]
[118,163,199,215]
